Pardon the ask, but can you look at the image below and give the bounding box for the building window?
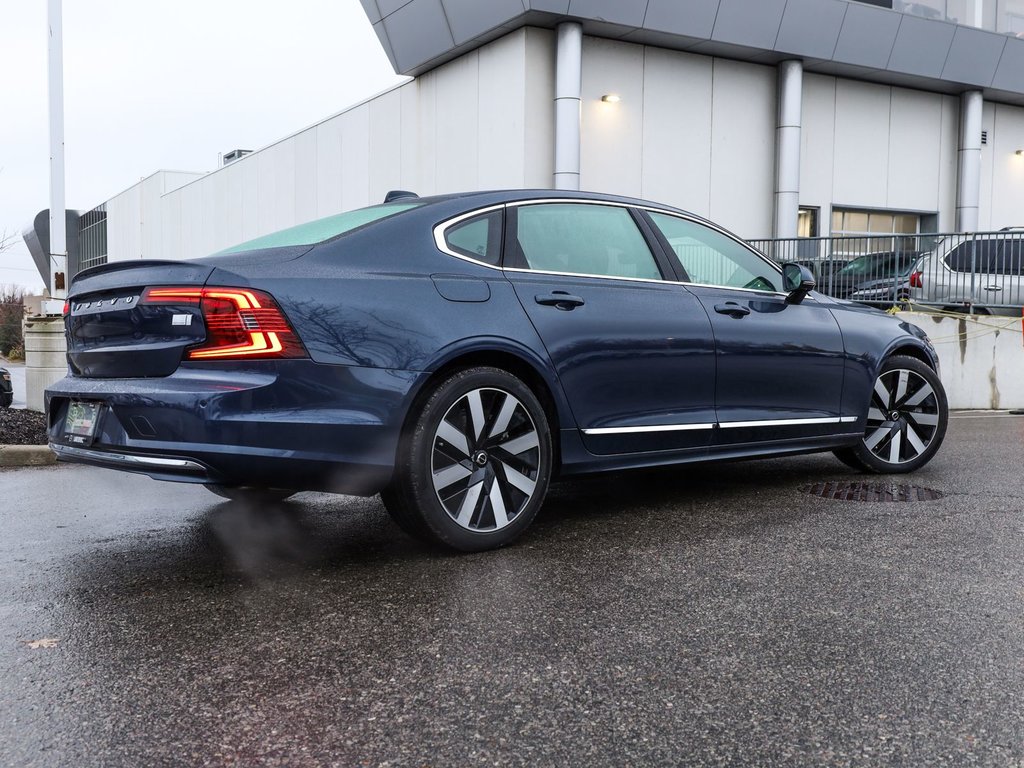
[798,207,819,238]
[831,208,924,257]
[832,208,920,237]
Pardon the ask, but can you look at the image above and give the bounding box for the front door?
[644,211,848,446]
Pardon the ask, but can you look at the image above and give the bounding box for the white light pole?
[47,0,67,309]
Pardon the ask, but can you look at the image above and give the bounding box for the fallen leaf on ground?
[22,638,59,649]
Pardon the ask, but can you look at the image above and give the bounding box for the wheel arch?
[885,343,936,370]
[398,339,574,473]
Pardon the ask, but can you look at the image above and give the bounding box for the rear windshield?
[216,201,423,255]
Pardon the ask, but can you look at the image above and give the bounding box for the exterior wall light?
[601,94,621,103]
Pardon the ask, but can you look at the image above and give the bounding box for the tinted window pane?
[515,204,661,280]
[217,202,423,255]
[946,240,1000,273]
[1000,239,1024,275]
[445,211,502,266]
[648,212,781,292]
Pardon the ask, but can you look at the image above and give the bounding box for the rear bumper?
[45,360,426,495]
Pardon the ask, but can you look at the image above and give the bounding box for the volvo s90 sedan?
[47,190,947,551]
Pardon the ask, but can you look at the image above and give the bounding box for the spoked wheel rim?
[863,368,941,465]
[431,387,541,532]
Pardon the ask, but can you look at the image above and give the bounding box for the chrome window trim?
[582,415,857,435]
[432,198,795,298]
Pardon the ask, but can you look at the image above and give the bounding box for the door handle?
[982,285,1003,291]
[535,291,585,310]
[714,302,751,318]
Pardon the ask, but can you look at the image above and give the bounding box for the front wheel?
[834,355,947,473]
[382,366,553,552]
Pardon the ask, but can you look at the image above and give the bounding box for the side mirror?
[782,263,816,304]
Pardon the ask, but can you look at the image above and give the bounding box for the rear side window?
[513,203,662,280]
[945,241,999,273]
[444,210,503,266]
[1001,239,1024,275]
[648,212,781,292]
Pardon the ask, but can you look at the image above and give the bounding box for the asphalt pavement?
[2,414,1023,767]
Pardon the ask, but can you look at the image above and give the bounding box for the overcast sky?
[0,0,405,293]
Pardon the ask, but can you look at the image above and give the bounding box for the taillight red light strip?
[140,286,306,360]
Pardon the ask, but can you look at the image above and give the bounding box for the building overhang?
[359,0,1024,106]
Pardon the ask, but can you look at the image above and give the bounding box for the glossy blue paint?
[47,189,942,494]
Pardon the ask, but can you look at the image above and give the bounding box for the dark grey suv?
[0,368,12,408]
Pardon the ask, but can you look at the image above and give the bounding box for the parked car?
[793,258,848,291]
[0,367,12,408]
[910,232,1024,312]
[47,190,948,551]
[828,250,921,306]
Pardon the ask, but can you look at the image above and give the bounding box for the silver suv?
[910,230,1024,312]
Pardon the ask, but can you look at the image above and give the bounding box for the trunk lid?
[67,261,215,378]
[67,247,312,378]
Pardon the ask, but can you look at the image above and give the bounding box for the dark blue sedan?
[47,190,947,551]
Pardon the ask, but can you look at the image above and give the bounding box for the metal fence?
[746,230,1024,313]
[78,204,108,273]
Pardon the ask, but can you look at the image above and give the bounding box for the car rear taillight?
[909,270,923,289]
[141,286,307,360]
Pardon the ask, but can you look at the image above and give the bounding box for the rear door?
[643,211,848,446]
[502,201,717,456]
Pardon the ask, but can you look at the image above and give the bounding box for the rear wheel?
[834,355,947,473]
[382,366,553,552]
[204,484,296,502]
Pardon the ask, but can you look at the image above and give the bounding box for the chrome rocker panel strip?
[582,415,858,436]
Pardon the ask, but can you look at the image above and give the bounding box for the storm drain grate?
[799,482,944,502]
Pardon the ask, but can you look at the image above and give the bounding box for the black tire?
[0,395,11,408]
[382,366,553,552]
[833,355,947,474]
[204,484,296,502]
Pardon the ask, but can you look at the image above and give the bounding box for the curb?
[0,445,57,467]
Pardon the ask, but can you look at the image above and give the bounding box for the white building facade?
[73,0,1024,270]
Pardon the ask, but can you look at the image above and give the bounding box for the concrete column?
[774,60,803,239]
[24,316,67,413]
[956,90,983,233]
[554,22,582,191]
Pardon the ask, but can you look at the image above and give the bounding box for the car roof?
[400,188,697,216]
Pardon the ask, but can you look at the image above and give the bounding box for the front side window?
[648,212,781,292]
[513,204,662,281]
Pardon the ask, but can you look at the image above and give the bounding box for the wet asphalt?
[2,414,1023,767]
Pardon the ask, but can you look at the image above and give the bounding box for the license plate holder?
[63,401,102,445]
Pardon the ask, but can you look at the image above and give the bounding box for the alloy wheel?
[863,368,941,465]
[430,387,541,532]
